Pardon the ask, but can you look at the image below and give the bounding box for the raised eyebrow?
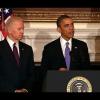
[64,23,74,26]
[65,22,74,25]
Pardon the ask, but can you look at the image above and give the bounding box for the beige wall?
[13,8,100,62]
[21,22,100,62]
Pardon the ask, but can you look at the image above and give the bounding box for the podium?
[42,70,100,92]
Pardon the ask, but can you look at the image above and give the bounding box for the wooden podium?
[42,70,100,92]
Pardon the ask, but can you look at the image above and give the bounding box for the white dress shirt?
[6,36,20,56]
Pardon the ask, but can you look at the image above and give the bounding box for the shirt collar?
[7,36,14,48]
[60,36,72,50]
[6,36,19,50]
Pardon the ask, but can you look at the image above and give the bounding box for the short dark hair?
[56,15,71,27]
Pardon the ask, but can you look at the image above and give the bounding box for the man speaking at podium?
[41,15,90,72]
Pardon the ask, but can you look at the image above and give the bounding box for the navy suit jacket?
[41,38,90,71]
[0,39,35,92]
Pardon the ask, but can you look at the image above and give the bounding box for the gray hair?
[5,16,24,32]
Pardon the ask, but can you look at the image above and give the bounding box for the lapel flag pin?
[75,46,78,49]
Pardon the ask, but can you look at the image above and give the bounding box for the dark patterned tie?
[13,43,19,65]
[65,42,70,70]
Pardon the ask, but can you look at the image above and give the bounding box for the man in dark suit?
[41,15,90,72]
[0,16,36,92]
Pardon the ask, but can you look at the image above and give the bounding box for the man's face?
[58,18,74,40]
[8,20,24,41]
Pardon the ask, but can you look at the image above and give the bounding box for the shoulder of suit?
[0,39,6,46]
[73,38,87,45]
[0,41,2,47]
[0,41,3,45]
[44,38,60,48]
[19,41,32,48]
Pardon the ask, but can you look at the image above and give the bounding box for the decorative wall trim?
[21,27,100,62]
[13,8,100,23]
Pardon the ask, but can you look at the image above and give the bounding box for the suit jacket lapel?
[56,38,66,66]
[19,42,25,67]
[70,38,78,69]
[72,38,79,57]
[3,39,18,67]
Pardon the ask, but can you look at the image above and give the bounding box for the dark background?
[0,0,100,7]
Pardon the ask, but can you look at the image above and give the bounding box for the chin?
[68,36,73,39]
[69,34,74,38]
[18,37,23,40]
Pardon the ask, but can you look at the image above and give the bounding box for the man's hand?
[58,67,67,71]
[15,88,28,93]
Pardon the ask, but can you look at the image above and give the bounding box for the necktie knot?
[13,43,16,48]
[13,43,16,46]
[66,42,69,46]
[66,41,69,47]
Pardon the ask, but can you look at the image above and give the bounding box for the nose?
[20,29,24,34]
[68,25,74,30]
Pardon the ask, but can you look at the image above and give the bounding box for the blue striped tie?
[65,42,70,70]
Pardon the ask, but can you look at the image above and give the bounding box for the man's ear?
[57,27,61,33]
